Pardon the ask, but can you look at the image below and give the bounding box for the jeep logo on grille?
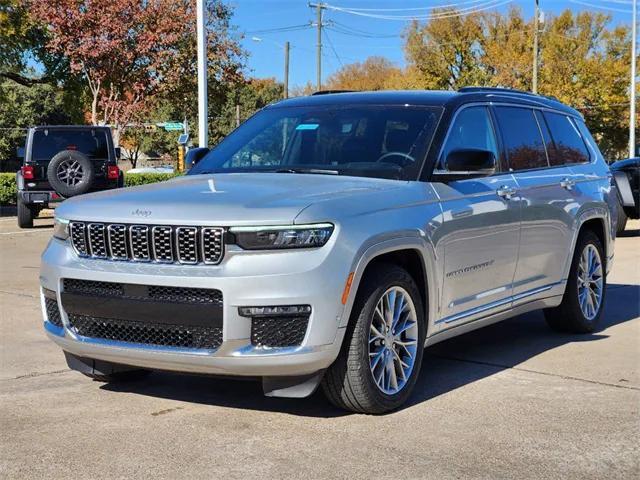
[131,208,152,218]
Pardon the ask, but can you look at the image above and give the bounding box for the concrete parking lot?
[1,216,638,480]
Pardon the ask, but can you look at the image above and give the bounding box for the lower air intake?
[251,316,309,348]
[68,314,223,350]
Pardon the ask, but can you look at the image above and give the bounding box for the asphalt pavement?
[1,215,638,479]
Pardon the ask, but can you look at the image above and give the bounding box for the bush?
[124,172,180,187]
[0,173,17,206]
[0,172,181,205]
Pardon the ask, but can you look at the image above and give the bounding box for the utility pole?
[284,41,290,99]
[309,2,325,91]
[532,0,540,94]
[630,0,637,157]
[196,0,208,147]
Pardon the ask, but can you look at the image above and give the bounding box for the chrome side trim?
[437,282,561,324]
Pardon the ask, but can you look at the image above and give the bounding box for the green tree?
[210,77,283,145]
[404,8,487,90]
[0,80,82,170]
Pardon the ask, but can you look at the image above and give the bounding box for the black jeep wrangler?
[17,125,123,228]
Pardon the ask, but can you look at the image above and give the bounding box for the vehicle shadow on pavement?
[101,283,639,417]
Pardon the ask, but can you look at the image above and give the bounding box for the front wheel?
[544,230,606,333]
[322,264,425,414]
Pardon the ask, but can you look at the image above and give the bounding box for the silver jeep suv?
[41,88,616,413]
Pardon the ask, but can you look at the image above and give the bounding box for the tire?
[47,150,95,197]
[544,230,606,333]
[83,369,151,383]
[16,197,34,228]
[322,263,426,414]
[616,202,628,235]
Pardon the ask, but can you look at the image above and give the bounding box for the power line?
[328,0,491,12]
[324,0,514,21]
[323,29,344,68]
[245,24,312,35]
[569,0,632,13]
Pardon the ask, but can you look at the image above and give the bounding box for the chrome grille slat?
[152,226,174,262]
[87,223,107,258]
[176,227,198,264]
[201,227,224,264]
[130,225,151,261]
[107,224,128,260]
[67,222,224,265]
[69,222,88,256]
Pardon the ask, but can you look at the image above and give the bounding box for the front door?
[432,106,521,330]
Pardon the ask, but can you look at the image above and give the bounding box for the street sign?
[164,122,183,131]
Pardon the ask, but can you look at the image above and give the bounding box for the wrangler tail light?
[21,165,35,180]
[107,165,120,180]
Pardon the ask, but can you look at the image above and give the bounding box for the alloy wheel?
[368,286,418,395]
[577,244,603,320]
[57,159,84,186]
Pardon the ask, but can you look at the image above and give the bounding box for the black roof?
[271,88,581,118]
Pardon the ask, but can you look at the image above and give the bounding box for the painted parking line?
[0,229,52,236]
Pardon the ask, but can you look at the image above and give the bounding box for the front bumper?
[40,236,350,377]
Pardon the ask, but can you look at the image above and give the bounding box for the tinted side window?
[543,112,590,165]
[494,107,548,171]
[440,106,498,168]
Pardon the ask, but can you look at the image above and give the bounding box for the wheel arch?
[340,235,438,337]
[565,208,612,279]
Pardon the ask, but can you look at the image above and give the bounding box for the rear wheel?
[322,264,425,414]
[16,197,34,228]
[544,230,606,333]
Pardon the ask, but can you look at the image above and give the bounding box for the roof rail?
[458,86,559,102]
[311,90,356,96]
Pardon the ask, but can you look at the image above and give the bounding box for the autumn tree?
[30,0,243,145]
[404,8,488,90]
[325,56,402,91]
[403,7,634,158]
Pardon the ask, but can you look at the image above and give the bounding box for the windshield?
[189,104,442,180]
[31,129,110,161]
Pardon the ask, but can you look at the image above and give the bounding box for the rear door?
[493,106,577,303]
[434,105,521,329]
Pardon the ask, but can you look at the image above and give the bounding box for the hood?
[55,172,406,226]
[610,158,639,171]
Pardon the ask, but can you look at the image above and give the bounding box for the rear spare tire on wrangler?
[47,150,95,197]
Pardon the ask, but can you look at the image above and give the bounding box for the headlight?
[230,223,334,250]
[52,217,70,241]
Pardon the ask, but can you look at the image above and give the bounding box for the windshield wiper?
[274,167,339,175]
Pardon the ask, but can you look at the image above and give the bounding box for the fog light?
[238,305,311,317]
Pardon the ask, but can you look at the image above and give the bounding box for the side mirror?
[185,147,209,169]
[433,149,497,182]
[16,146,25,159]
[114,147,121,159]
[445,149,496,174]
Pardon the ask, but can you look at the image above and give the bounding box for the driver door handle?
[560,177,575,190]
[496,185,516,200]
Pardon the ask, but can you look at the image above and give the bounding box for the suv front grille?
[68,314,223,350]
[69,221,224,265]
